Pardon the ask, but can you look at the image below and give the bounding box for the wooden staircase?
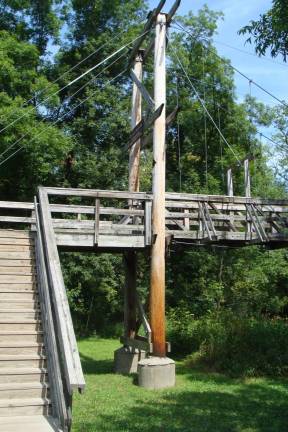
[0,230,61,431]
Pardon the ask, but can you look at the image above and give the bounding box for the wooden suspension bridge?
[0,0,287,430]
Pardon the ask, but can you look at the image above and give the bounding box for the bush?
[167,308,288,376]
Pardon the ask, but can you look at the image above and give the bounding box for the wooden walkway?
[1,187,288,250]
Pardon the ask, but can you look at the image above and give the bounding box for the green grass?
[72,338,288,432]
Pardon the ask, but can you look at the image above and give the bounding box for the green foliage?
[239,0,288,61]
[168,310,288,377]
[61,252,125,335]
[188,314,288,377]
[0,0,63,53]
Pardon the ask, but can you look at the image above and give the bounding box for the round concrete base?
[137,356,175,389]
[114,346,146,374]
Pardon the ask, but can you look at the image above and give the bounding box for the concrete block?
[114,346,146,374]
[137,356,175,389]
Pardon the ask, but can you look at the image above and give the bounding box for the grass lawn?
[72,338,288,432]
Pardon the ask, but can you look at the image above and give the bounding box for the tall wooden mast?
[124,51,144,339]
[150,12,167,357]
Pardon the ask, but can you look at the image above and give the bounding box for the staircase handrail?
[34,197,71,431]
[37,187,85,394]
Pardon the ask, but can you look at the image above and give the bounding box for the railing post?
[145,200,152,246]
[227,168,233,197]
[94,198,100,246]
[244,159,251,198]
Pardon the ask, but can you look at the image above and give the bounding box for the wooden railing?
[38,188,85,394]
[0,201,35,227]
[0,191,288,249]
[43,187,152,250]
[164,193,288,245]
[39,188,288,248]
[34,198,71,431]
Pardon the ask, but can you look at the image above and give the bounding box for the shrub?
[167,308,288,376]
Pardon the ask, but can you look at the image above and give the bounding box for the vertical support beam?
[124,51,144,339]
[227,169,234,232]
[244,159,251,198]
[184,209,190,230]
[129,51,143,192]
[244,159,252,236]
[94,198,100,246]
[227,168,233,197]
[145,200,152,246]
[150,13,167,357]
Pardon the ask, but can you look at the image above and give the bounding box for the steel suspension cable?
[0,49,129,161]
[176,77,182,191]
[172,21,288,109]
[202,45,208,188]
[166,32,242,165]
[0,69,126,168]
[0,29,150,136]
[0,21,146,123]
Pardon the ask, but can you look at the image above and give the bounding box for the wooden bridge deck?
[0,187,288,250]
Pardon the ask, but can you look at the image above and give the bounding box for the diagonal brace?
[130,69,154,109]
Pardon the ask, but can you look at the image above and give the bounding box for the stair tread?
[0,354,46,360]
[0,320,41,323]
[0,368,47,375]
[0,273,36,276]
[0,309,40,313]
[0,343,44,348]
[1,299,39,304]
[0,397,50,407]
[0,415,60,432]
[0,331,43,334]
[0,382,49,390]
[0,289,37,292]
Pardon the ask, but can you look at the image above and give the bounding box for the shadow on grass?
[77,378,288,432]
[98,386,287,431]
[80,353,114,375]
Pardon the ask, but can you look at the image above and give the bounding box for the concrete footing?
[114,346,146,374]
[137,356,175,389]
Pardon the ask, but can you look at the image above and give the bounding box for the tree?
[0,30,71,200]
[239,0,288,61]
[0,0,63,54]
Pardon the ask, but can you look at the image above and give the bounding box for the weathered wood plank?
[0,216,35,224]
[50,204,144,217]
[45,187,150,200]
[0,201,34,210]
[55,233,145,249]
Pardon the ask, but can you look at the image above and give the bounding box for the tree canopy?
[239,0,288,61]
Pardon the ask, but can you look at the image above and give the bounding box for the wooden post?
[129,51,143,192]
[244,159,251,197]
[124,51,143,339]
[150,13,167,357]
[227,168,233,197]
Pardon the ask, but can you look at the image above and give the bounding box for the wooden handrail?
[38,187,85,394]
[34,198,70,431]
